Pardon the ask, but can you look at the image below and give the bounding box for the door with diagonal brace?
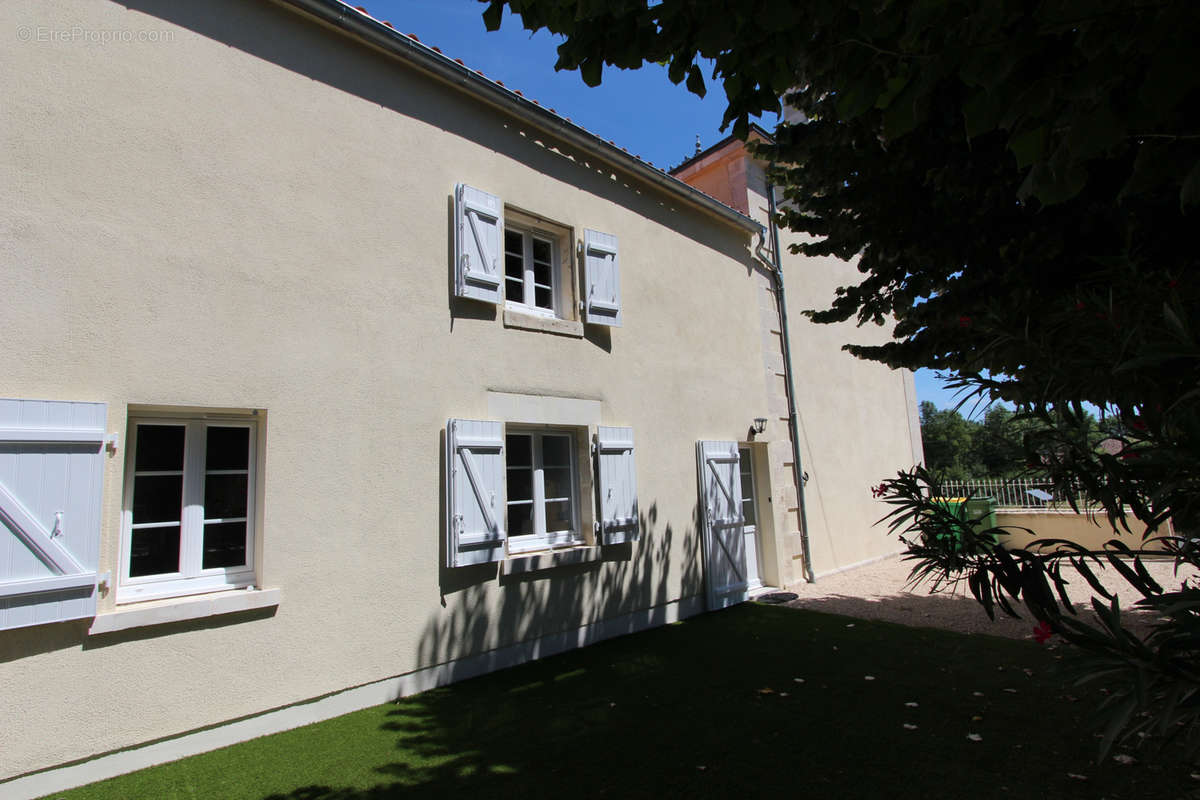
[697,440,748,610]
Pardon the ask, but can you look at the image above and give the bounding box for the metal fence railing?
[939,478,1067,510]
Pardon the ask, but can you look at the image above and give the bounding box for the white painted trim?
[6,595,704,800]
[0,572,97,599]
[487,392,601,426]
[0,426,105,444]
[89,588,280,635]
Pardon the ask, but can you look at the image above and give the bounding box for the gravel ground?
[768,552,1197,641]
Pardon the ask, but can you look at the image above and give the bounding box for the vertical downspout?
[766,184,816,583]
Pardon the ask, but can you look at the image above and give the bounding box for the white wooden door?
[739,447,763,591]
[697,440,748,610]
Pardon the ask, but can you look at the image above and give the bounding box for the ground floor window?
[505,429,580,553]
[120,417,257,602]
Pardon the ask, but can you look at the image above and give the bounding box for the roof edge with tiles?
[275,0,762,235]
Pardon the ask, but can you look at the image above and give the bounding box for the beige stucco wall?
[729,156,920,583]
[673,138,922,586]
[0,0,775,778]
[778,231,921,578]
[996,511,1171,553]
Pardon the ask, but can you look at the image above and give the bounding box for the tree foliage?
[920,401,1041,479]
[483,0,1199,385]
[479,0,1200,757]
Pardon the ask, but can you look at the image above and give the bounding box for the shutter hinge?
[105,433,120,454]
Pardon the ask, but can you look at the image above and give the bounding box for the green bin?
[929,496,997,553]
[963,497,998,534]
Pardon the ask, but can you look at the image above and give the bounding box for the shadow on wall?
[422,497,706,685]
[241,453,709,799]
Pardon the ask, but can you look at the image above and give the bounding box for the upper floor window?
[504,226,558,317]
[453,183,622,328]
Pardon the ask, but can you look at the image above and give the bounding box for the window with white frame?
[445,418,637,567]
[504,226,558,316]
[120,417,257,602]
[505,428,580,553]
[454,184,622,328]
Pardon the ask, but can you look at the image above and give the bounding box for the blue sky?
[387,0,964,412]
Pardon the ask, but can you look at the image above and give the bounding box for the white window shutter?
[454,184,504,305]
[583,229,621,327]
[0,398,107,631]
[595,426,638,544]
[697,440,748,609]
[446,418,506,567]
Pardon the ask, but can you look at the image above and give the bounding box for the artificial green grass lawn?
[51,605,1193,800]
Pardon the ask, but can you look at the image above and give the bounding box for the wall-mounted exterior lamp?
[753,417,768,434]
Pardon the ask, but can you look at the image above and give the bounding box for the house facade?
[0,0,919,792]
[672,130,924,579]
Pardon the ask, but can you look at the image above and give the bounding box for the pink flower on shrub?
[1032,621,1054,643]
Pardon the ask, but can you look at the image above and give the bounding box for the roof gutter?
[272,0,761,235]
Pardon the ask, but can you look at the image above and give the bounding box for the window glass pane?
[742,497,756,526]
[135,424,185,471]
[532,238,551,263]
[545,500,574,533]
[202,521,247,569]
[739,468,754,502]
[739,455,756,525]
[505,252,524,281]
[507,502,533,537]
[507,467,532,503]
[506,434,532,467]
[130,526,180,576]
[204,474,248,519]
[542,436,570,467]
[535,286,552,309]
[206,426,249,471]
[543,466,572,500]
[533,260,552,287]
[132,475,182,524]
[505,228,523,252]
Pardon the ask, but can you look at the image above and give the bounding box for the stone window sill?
[501,546,604,575]
[88,588,280,635]
[502,309,584,337]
